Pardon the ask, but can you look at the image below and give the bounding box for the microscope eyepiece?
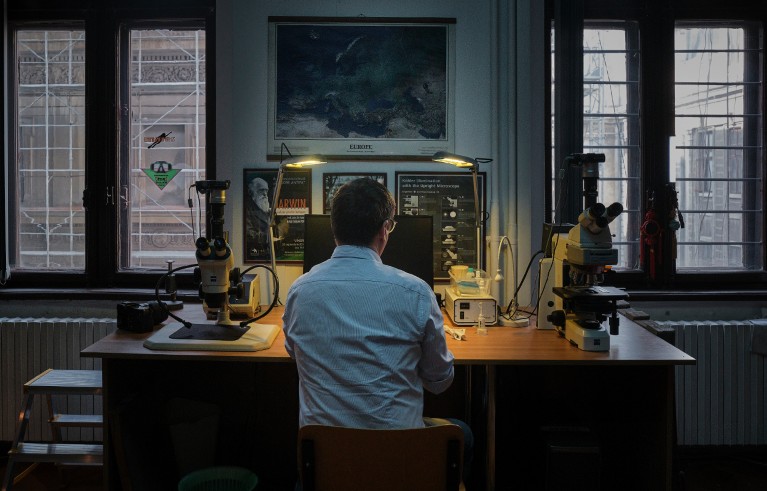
[196,237,211,255]
[606,202,623,218]
[587,203,606,219]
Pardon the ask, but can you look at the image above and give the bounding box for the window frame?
[2,0,215,290]
[548,0,767,290]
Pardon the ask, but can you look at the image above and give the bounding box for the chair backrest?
[297,424,464,491]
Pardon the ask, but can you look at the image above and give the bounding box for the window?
[672,24,763,271]
[3,1,214,288]
[580,25,641,270]
[15,30,87,270]
[550,1,765,288]
[121,28,207,270]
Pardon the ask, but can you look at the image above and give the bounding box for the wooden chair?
[297,424,464,491]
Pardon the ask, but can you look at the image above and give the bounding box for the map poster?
[267,18,456,158]
[395,171,485,280]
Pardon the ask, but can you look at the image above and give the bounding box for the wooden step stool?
[2,369,104,491]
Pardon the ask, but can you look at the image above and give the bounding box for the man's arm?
[418,294,455,394]
[282,288,297,359]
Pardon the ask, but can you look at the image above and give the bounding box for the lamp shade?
[432,151,478,168]
[282,155,327,168]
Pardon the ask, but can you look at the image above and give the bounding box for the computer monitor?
[302,214,434,289]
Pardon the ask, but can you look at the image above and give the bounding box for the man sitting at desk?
[282,178,472,470]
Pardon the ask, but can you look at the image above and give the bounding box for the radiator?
[654,320,767,446]
[0,317,116,442]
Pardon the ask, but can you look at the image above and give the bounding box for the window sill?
[0,287,200,303]
[626,290,767,303]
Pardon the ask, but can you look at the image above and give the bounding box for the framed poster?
[267,17,456,158]
[322,173,387,213]
[243,168,312,263]
[395,171,486,280]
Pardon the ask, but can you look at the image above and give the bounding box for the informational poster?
[395,172,485,280]
[243,168,312,263]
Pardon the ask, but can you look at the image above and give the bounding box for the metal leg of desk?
[486,364,496,491]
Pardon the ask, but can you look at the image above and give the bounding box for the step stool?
[2,369,104,491]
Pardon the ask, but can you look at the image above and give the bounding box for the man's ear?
[378,221,389,239]
[371,222,388,255]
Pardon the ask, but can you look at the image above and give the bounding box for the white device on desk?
[444,288,497,326]
[444,266,497,326]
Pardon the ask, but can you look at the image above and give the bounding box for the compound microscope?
[547,153,629,351]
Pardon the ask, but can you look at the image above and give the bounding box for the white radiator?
[0,317,116,442]
[655,320,767,446]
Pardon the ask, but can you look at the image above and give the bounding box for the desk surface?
[82,306,694,366]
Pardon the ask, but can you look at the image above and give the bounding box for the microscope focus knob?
[231,282,244,300]
[548,309,566,328]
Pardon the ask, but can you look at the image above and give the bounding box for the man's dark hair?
[331,178,395,246]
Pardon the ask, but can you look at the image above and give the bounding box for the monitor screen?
[302,214,434,289]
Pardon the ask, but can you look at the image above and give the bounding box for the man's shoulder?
[377,263,432,294]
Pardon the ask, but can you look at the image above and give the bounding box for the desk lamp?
[269,144,327,277]
[432,151,491,272]
[433,151,497,326]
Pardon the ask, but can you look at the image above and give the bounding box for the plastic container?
[449,268,491,296]
[449,265,469,279]
[178,467,259,491]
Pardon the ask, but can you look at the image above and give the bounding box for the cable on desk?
[238,263,279,326]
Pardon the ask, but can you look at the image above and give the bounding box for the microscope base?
[557,320,610,351]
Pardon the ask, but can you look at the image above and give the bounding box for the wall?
[216,0,545,306]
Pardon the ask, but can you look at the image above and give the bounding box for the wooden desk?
[82,306,693,491]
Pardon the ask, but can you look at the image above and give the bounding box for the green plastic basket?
[178,466,258,491]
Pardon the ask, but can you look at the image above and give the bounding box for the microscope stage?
[144,322,279,352]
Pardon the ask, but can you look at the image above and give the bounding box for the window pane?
[15,30,86,270]
[583,27,641,270]
[672,25,763,271]
[121,29,206,270]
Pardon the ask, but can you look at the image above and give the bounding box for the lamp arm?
[268,165,287,277]
[470,166,481,271]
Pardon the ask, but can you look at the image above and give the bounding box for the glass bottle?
[476,302,487,335]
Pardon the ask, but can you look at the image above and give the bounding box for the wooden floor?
[0,456,767,491]
[676,452,767,491]
[0,462,102,491]
[2,449,766,490]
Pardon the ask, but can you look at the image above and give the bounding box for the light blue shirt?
[283,245,454,429]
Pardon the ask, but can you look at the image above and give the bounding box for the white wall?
[216,0,544,307]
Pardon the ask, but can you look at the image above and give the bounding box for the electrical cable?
[187,183,197,243]
[238,263,280,326]
[500,249,544,321]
